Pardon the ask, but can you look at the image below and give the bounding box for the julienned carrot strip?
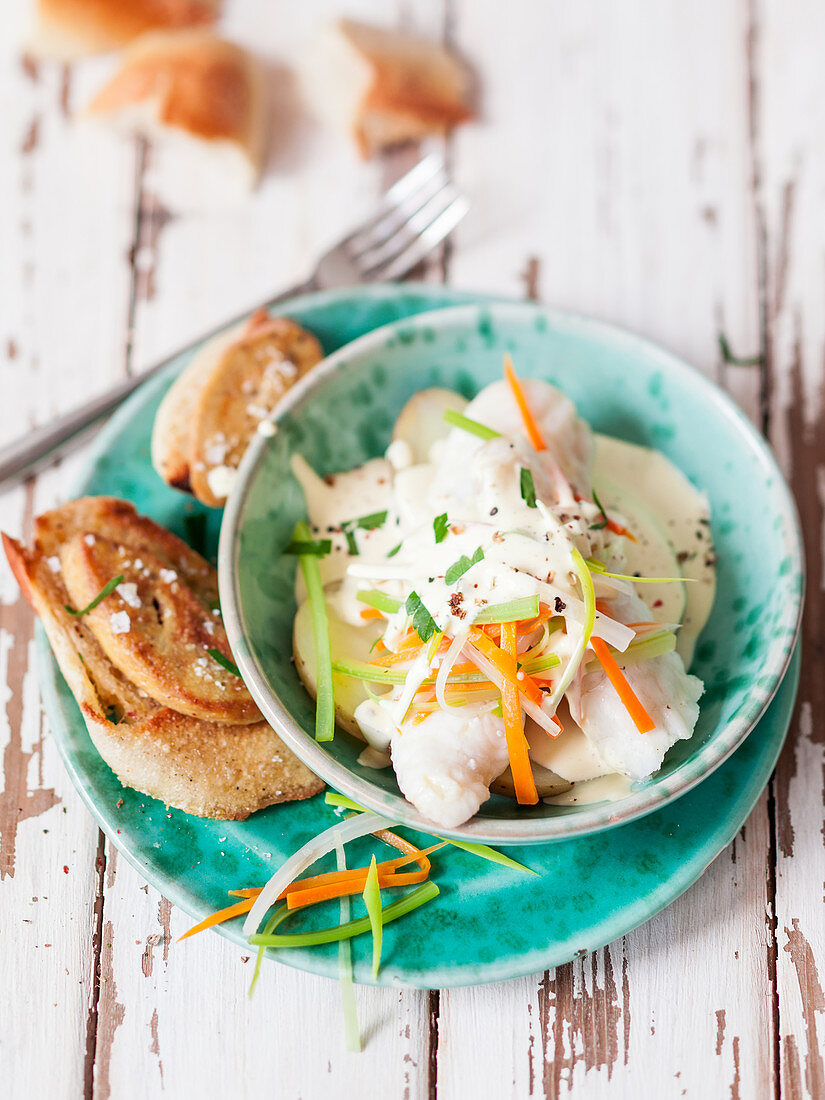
[360,607,384,621]
[501,622,538,805]
[286,845,445,911]
[607,518,638,543]
[467,628,543,705]
[590,636,656,734]
[504,354,547,452]
[178,898,255,941]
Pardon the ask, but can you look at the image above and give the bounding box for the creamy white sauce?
[544,773,634,806]
[289,383,716,827]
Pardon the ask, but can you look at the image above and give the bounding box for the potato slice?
[293,598,383,737]
[392,386,468,464]
[491,762,573,800]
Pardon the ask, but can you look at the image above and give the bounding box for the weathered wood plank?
[758,2,825,1097]
[437,2,773,1096]
[92,2,448,1095]
[0,43,139,1096]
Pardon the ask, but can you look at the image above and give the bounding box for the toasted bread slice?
[151,310,323,508]
[86,31,266,193]
[30,0,219,59]
[36,497,258,724]
[3,515,323,820]
[151,321,247,493]
[82,707,323,820]
[188,310,323,507]
[309,19,474,157]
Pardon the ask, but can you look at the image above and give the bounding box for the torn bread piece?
[3,513,323,820]
[309,19,474,157]
[86,30,266,194]
[30,0,219,60]
[152,309,323,508]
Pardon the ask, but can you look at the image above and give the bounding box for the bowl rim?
[219,299,805,844]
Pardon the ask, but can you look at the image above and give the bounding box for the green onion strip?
[335,831,361,1052]
[249,882,440,948]
[293,520,335,742]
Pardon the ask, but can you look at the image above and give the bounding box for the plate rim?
[34,282,802,988]
[220,297,805,844]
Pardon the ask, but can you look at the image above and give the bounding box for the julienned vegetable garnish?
[286,357,713,829]
[206,648,241,676]
[292,520,335,741]
[64,573,124,616]
[181,805,530,954]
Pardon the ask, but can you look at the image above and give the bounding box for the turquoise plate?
[37,285,801,987]
[221,300,803,843]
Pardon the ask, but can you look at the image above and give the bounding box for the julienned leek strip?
[248,883,440,948]
[293,520,335,742]
[500,621,538,804]
[590,636,656,733]
[443,409,501,440]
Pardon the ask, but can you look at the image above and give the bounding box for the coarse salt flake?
[116,582,141,608]
[110,611,131,634]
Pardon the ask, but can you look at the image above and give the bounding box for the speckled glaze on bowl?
[220,301,804,844]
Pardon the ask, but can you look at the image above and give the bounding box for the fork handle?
[0,277,318,489]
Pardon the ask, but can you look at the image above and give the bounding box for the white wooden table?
[2,3,823,1097]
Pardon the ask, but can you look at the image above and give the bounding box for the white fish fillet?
[390,709,509,828]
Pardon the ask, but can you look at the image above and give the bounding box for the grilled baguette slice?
[37,496,259,724]
[152,310,323,507]
[3,502,323,820]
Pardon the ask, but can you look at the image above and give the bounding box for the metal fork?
[0,155,468,488]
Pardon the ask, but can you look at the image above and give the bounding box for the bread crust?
[152,311,323,508]
[188,311,323,507]
[2,500,324,820]
[337,19,474,157]
[33,0,219,58]
[81,705,322,820]
[87,30,265,172]
[151,321,246,492]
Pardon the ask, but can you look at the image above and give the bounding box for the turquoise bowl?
[220,301,803,843]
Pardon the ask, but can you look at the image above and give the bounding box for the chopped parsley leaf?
[340,510,388,557]
[433,513,450,543]
[520,467,537,509]
[445,546,484,585]
[405,592,438,643]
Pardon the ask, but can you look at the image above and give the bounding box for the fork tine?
[341,156,448,251]
[347,167,449,255]
[382,153,445,208]
[370,195,470,282]
[357,184,462,273]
